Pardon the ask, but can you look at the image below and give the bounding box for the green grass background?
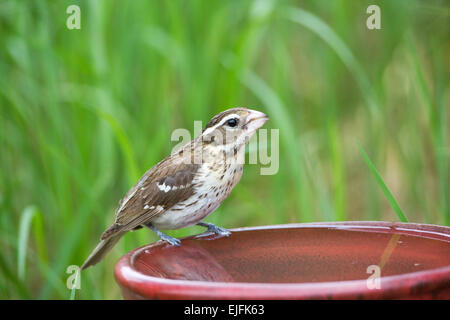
[0,0,448,299]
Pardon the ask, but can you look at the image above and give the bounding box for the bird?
[81,107,268,269]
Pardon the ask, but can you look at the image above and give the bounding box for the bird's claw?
[208,225,231,237]
[196,222,231,237]
[160,234,181,246]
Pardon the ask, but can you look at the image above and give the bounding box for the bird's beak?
[244,110,269,133]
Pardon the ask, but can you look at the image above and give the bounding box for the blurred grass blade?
[69,271,80,300]
[357,143,408,222]
[70,286,76,300]
[18,206,38,280]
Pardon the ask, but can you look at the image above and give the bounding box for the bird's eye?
[226,118,238,127]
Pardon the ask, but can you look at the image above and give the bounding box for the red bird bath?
[114,221,450,299]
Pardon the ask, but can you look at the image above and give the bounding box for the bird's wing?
[101,156,199,240]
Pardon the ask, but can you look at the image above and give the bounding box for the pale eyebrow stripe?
[203,114,240,136]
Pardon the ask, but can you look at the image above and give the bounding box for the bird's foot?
[197,222,231,237]
[146,223,181,246]
[159,233,181,246]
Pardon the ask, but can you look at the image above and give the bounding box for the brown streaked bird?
[81,107,268,269]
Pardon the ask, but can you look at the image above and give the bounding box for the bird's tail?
[81,232,125,270]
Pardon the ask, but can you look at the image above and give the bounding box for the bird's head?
[201,108,269,149]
